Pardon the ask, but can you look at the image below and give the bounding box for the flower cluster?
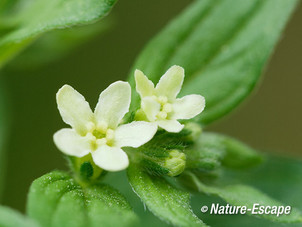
[54,65,205,172]
[135,65,205,132]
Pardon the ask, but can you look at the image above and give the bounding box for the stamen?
[158,96,168,104]
[157,111,167,119]
[163,103,172,113]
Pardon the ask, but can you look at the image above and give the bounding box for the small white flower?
[53,81,157,171]
[135,65,205,133]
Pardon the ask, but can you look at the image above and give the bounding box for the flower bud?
[68,154,104,184]
[140,149,186,177]
[134,109,148,121]
[184,122,202,141]
[164,150,186,177]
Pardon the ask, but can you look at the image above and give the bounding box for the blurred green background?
[0,0,301,226]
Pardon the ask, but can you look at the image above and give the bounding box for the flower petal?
[141,97,161,121]
[56,85,94,135]
[94,81,131,129]
[91,145,129,171]
[157,120,184,133]
[135,69,154,97]
[53,128,90,157]
[115,121,157,148]
[155,65,184,99]
[172,94,205,120]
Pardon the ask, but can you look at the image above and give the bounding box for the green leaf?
[185,147,223,172]
[0,205,40,227]
[189,173,302,223]
[190,155,302,226]
[127,164,206,227]
[0,1,15,14]
[0,0,117,68]
[197,133,262,169]
[221,154,302,210]
[128,0,298,125]
[186,132,224,171]
[27,171,138,227]
[185,132,262,171]
[8,18,112,69]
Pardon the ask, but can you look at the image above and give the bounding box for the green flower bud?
[68,154,104,184]
[184,122,202,141]
[134,109,148,121]
[140,149,186,177]
[164,150,186,177]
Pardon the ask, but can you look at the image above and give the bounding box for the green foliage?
[137,129,192,159]
[186,148,223,172]
[146,130,193,152]
[27,171,138,227]
[127,164,206,227]
[183,156,302,227]
[222,155,302,209]
[189,172,302,223]
[0,205,40,227]
[128,0,298,125]
[185,132,262,173]
[8,19,112,69]
[140,159,170,176]
[0,0,117,68]
[0,79,9,199]
[133,130,192,176]
[186,134,224,172]
[199,133,262,169]
[0,0,300,226]
[220,134,263,169]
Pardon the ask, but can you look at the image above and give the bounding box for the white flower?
[135,65,205,133]
[53,81,157,171]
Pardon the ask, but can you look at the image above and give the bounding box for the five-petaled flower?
[135,65,205,133]
[53,81,157,171]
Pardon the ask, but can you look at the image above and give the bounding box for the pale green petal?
[172,95,205,120]
[157,119,184,133]
[155,65,184,99]
[91,145,129,171]
[135,69,154,97]
[94,81,131,129]
[115,121,157,148]
[53,128,90,157]
[56,85,94,135]
[141,97,161,122]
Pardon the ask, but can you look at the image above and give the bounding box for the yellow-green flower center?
[85,121,115,150]
[154,95,173,120]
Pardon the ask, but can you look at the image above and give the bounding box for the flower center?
[85,121,115,150]
[154,96,173,120]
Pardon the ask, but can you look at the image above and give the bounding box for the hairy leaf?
[186,147,223,172]
[197,133,262,169]
[127,164,206,227]
[189,173,302,223]
[128,0,298,125]
[0,205,39,227]
[186,155,302,226]
[27,171,138,227]
[0,0,117,68]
